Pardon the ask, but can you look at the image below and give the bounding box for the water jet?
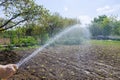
[16,24,90,68]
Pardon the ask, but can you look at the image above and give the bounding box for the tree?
[100,17,113,36]
[89,23,102,36]
[0,0,49,31]
[93,15,107,23]
[41,13,78,37]
[46,13,64,37]
[113,20,120,35]
[89,15,113,36]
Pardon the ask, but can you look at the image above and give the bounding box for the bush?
[0,45,2,48]
[12,36,38,47]
[40,34,49,45]
[63,39,82,45]
[55,38,83,45]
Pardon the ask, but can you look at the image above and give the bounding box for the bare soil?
[0,45,120,80]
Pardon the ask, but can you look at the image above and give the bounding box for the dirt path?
[1,45,120,80]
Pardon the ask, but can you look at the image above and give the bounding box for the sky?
[35,0,120,24]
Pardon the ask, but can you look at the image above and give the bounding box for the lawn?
[90,40,120,46]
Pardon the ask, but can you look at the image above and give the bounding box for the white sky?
[35,0,120,24]
[0,0,120,25]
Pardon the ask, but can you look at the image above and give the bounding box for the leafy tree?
[0,0,78,46]
[101,17,113,36]
[89,23,102,36]
[113,20,120,35]
[93,15,107,23]
[89,15,114,36]
[0,0,49,31]
[42,13,78,37]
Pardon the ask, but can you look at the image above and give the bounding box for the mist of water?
[16,24,90,68]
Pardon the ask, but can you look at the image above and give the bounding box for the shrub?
[40,34,49,45]
[55,37,83,45]
[12,36,37,47]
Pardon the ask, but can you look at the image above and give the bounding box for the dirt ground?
[0,45,120,80]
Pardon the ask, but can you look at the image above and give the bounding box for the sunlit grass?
[15,45,40,50]
[90,40,120,46]
[0,45,40,51]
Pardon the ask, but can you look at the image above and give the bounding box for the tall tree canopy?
[0,0,78,45]
[89,15,116,36]
[0,0,49,31]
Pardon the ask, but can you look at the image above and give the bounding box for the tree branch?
[0,11,30,29]
[0,19,27,31]
[0,13,21,28]
[0,0,7,6]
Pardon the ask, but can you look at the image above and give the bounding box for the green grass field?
[90,40,120,46]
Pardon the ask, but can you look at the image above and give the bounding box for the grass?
[90,40,120,46]
[14,45,40,50]
[1,40,120,51]
[0,45,40,51]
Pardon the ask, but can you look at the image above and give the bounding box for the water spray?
[16,24,82,68]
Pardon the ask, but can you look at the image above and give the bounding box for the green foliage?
[0,0,49,31]
[0,45,2,48]
[89,15,120,37]
[45,13,77,37]
[89,23,102,36]
[90,40,120,46]
[40,33,49,45]
[93,15,107,23]
[0,0,78,47]
[113,21,120,35]
[5,44,14,51]
[58,38,83,45]
[12,36,37,47]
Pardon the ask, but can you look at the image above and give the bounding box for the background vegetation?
[0,0,120,49]
[89,15,120,40]
[0,0,79,48]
